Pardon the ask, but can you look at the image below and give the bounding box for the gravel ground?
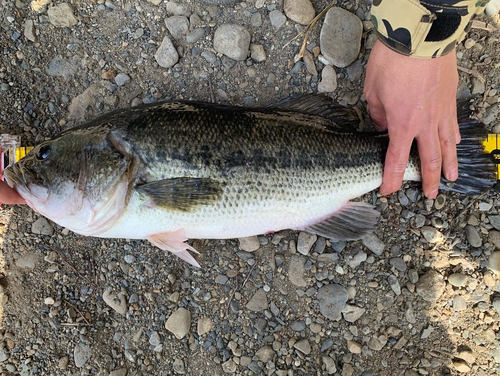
[1,1,500,375]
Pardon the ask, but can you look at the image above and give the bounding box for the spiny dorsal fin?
[268,94,362,131]
[137,177,222,212]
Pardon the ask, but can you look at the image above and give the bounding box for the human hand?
[0,180,25,205]
[364,40,460,199]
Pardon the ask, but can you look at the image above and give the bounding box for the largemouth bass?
[4,95,495,267]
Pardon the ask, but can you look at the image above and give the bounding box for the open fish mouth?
[3,164,23,188]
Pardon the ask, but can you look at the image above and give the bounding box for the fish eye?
[36,144,51,161]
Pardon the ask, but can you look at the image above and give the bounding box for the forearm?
[370,0,488,58]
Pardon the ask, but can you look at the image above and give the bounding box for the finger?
[451,100,461,144]
[0,181,25,205]
[379,136,412,196]
[439,117,459,182]
[366,96,388,131]
[416,130,442,199]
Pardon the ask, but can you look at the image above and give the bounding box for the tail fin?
[439,110,496,195]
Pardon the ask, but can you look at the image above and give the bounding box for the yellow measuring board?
[482,134,500,179]
[14,146,34,162]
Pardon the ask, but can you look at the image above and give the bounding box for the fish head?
[4,126,133,235]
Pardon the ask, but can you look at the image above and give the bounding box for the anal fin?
[303,201,380,241]
[148,228,200,268]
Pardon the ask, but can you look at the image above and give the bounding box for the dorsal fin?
[268,94,362,131]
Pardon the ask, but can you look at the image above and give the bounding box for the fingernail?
[426,189,438,199]
[447,168,458,181]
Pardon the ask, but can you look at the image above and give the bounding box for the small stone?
[15,253,41,268]
[318,284,348,320]
[453,359,471,373]
[166,16,189,40]
[342,304,365,323]
[31,217,54,235]
[186,28,204,43]
[388,275,401,295]
[103,289,128,315]
[201,51,217,64]
[367,335,387,351]
[250,44,266,62]
[322,356,337,374]
[297,232,317,255]
[420,226,444,243]
[197,317,213,336]
[114,73,131,87]
[489,232,500,249]
[250,13,262,27]
[284,0,315,25]
[493,297,500,314]
[361,234,385,255]
[109,368,127,376]
[124,254,135,264]
[222,359,237,373]
[457,350,476,364]
[166,2,189,16]
[165,308,191,339]
[488,251,500,273]
[256,345,274,362]
[465,225,482,248]
[346,251,367,269]
[464,38,476,49]
[416,270,446,302]
[213,24,250,61]
[420,325,434,339]
[173,358,186,374]
[44,297,55,305]
[345,59,363,82]
[58,356,69,370]
[408,269,419,284]
[479,202,492,211]
[291,320,306,331]
[490,216,500,231]
[318,65,337,93]
[24,19,36,42]
[289,255,307,287]
[238,236,260,252]
[453,295,467,311]
[155,36,179,68]
[149,331,161,347]
[434,194,446,210]
[48,3,78,28]
[389,257,407,272]
[215,274,228,284]
[472,77,485,95]
[448,273,468,287]
[74,343,91,368]
[320,7,363,68]
[246,289,268,311]
[293,339,311,355]
[269,10,286,29]
[347,340,362,354]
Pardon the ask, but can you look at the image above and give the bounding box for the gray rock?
[465,225,482,247]
[238,236,260,252]
[197,317,213,336]
[246,289,268,311]
[297,232,317,255]
[289,255,307,287]
[255,345,274,362]
[389,257,407,272]
[166,16,189,40]
[213,24,250,61]
[48,3,78,28]
[489,215,500,231]
[367,335,387,351]
[147,0,162,4]
[173,358,185,374]
[102,289,128,315]
[269,10,286,29]
[448,273,468,287]
[416,270,445,302]
[114,73,131,86]
[293,339,311,355]
[483,104,500,125]
[250,13,262,27]
[15,253,41,268]
[124,254,135,264]
[347,340,362,354]
[250,44,266,62]
[346,59,363,81]
[284,0,315,25]
[434,194,446,210]
[320,7,362,68]
[318,253,339,264]
[149,331,161,347]
[318,65,337,93]
[453,295,467,311]
[361,234,385,255]
[421,325,434,339]
[408,269,419,284]
[317,284,348,320]
[215,274,228,284]
[291,320,306,331]
[74,343,91,368]
[68,85,96,120]
[201,51,217,64]
[166,2,189,16]
[46,57,77,79]
[0,349,7,362]
[345,251,366,269]
[398,190,409,206]
[322,356,337,374]
[493,297,500,314]
[420,226,444,243]
[165,308,191,339]
[489,251,500,273]
[342,304,365,323]
[155,36,179,68]
[31,217,54,235]
[24,20,36,42]
[489,231,500,249]
[186,28,204,43]
[388,275,401,295]
[222,359,237,373]
[58,356,69,370]
[472,77,485,95]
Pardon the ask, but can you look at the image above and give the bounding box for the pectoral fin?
[148,228,200,267]
[303,201,380,241]
[137,177,222,212]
